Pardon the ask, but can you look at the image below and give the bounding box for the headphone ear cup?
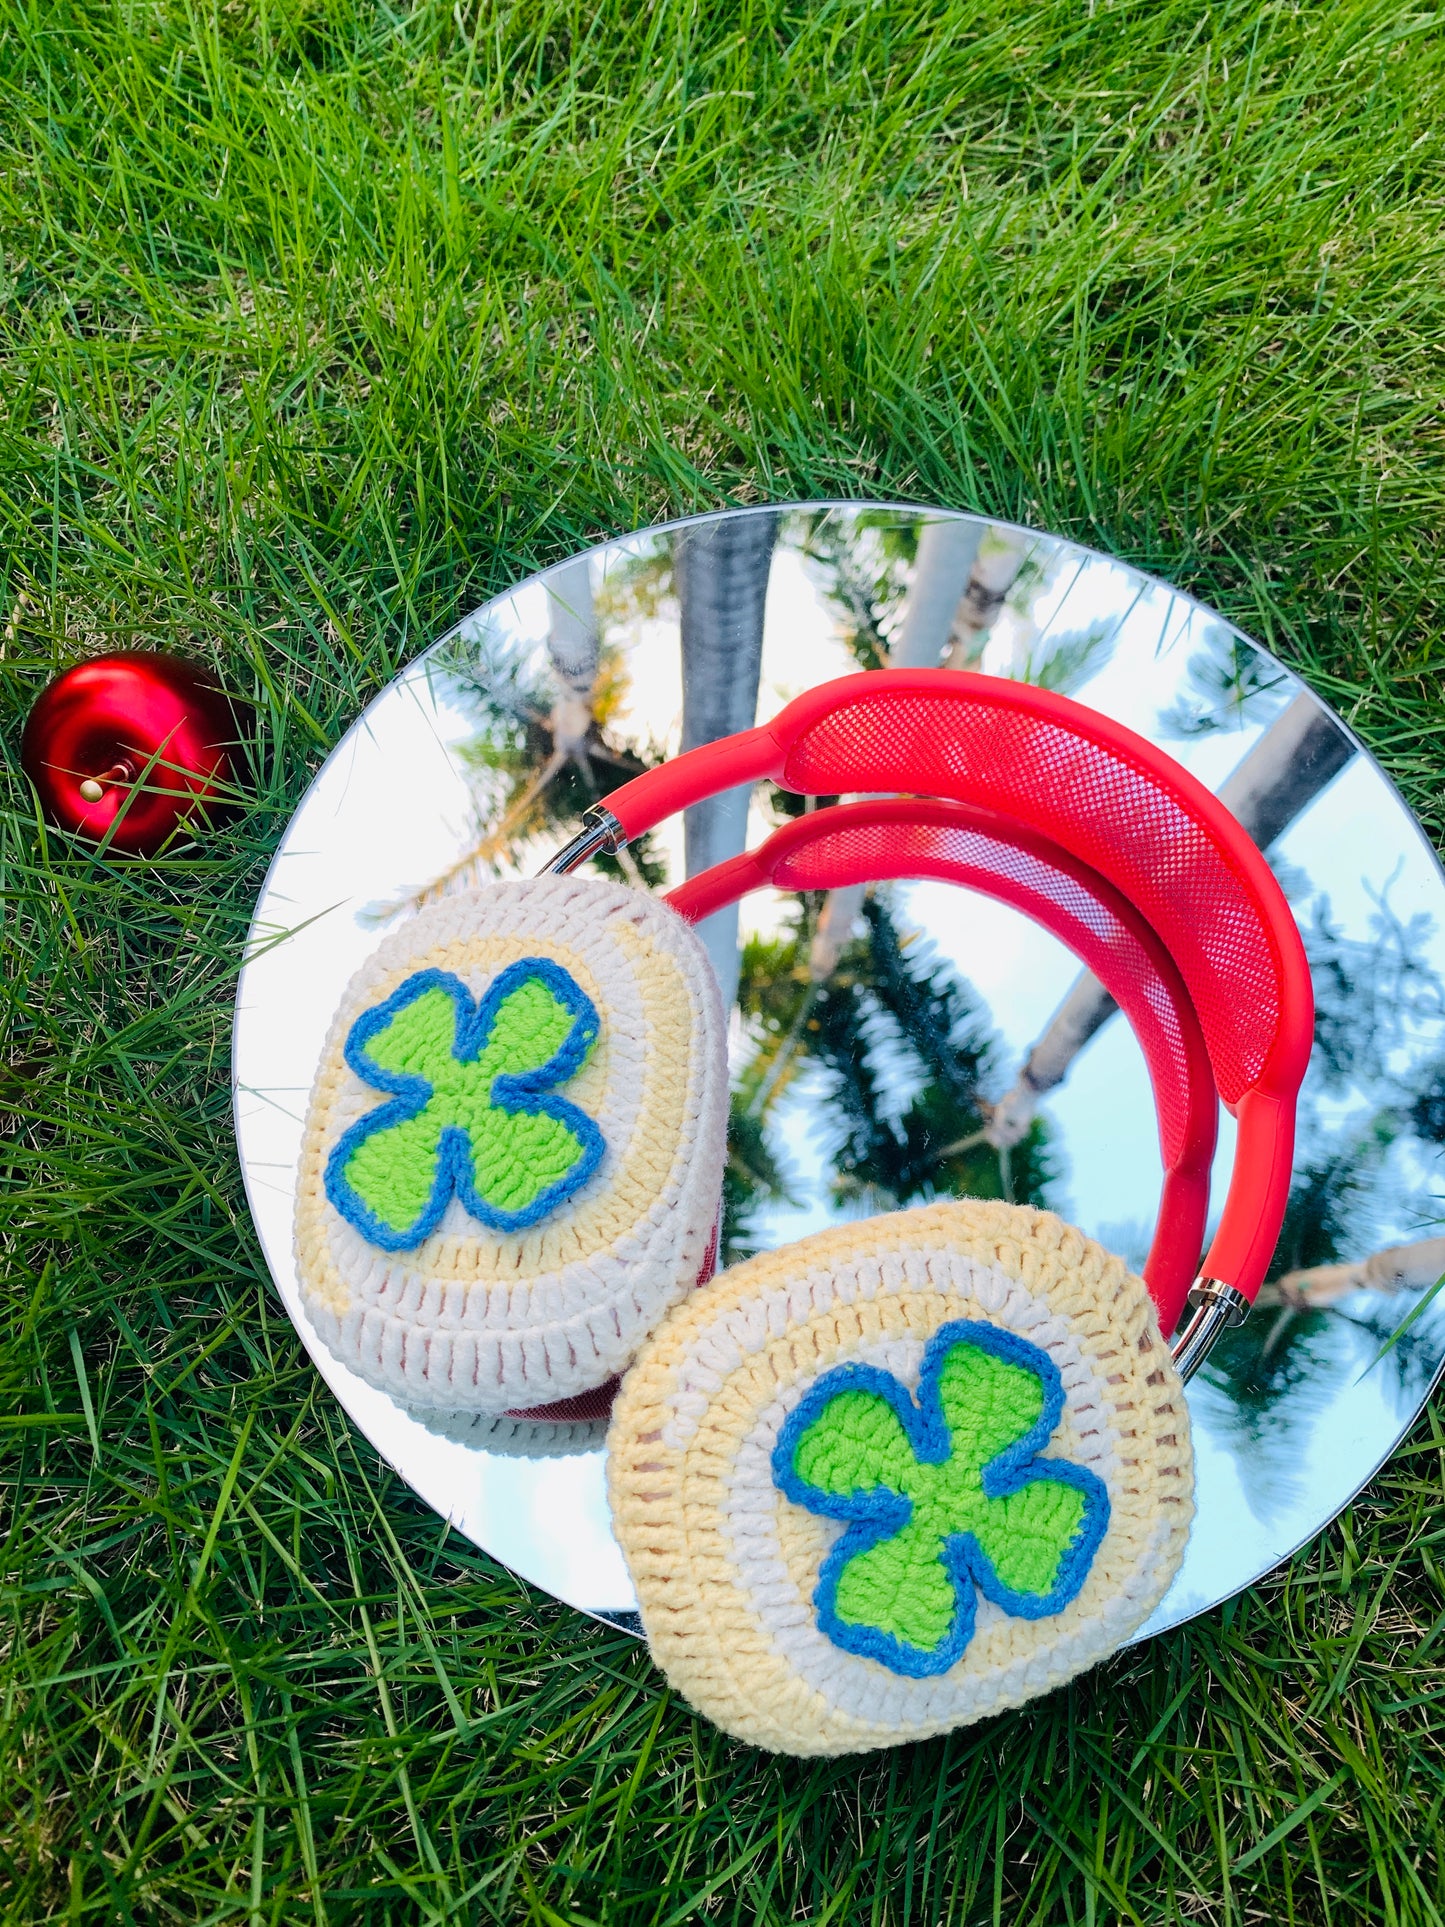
[294,875,729,1414]
[608,1200,1193,1756]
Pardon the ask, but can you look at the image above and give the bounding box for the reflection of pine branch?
[1202,1269,1445,1523]
[1412,1063,1445,1143]
[1266,1111,1399,1286]
[391,566,665,915]
[721,1098,799,1265]
[746,981,818,1121]
[1012,624,1114,694]
[988,691,1358,1146]
[1160,638,1290,739]
[1306,886,1445,1097]
[794,530,893,670]
[791,510,922,669]
[1336,1296,1445,1408]
[1193,1107,1441,1513]
[441,627,550,731]
[863,899,994,1116]
[1263,1235,1445,1309]
[1196,1304,1339,1520]
[591,538,676,626]
[736,933,813,1098]
[731,899,1055,1229]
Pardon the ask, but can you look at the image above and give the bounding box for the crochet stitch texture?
[294,877,728,1414]
[774,1322,1110,1677]
[608,1200,1194,1756]
[324,960,604,1247]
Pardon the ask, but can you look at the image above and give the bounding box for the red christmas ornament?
[21,652,244,856]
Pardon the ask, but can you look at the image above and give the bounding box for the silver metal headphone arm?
[542,805,627,876]
[1171,1278,1251,1382]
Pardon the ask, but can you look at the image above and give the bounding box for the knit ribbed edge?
[408,1403,608,1458]
[294,877,729,1412]
[607,1200,1193,1756]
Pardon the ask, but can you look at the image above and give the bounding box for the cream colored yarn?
[608,1200,1193,1756]
[294,876,728,1413]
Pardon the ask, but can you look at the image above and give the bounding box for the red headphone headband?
[666,798,1217,1334]
[599,671,1313,1308]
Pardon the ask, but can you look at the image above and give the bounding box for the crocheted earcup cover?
[294,876,728,1413]
[608,1201,1193,1756]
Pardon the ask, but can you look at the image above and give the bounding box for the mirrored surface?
[233,505,1445,1637]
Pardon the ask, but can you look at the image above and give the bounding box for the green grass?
[3,0,1445,1918]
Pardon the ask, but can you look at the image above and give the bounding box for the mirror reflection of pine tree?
[1159,636,1292,741]
[719,1100,799,1265]
[789,510,915,669]
[1096,860,1444,1503]
[405,604,667,908]
[1411,1064,1445,1145]
[1272,1119,1401,1289]
[1303,889,1445,1098]
[1201,1285,1444,1524]
[1203,1098,1445,1518]
[1256,896,1445,1318]
[724,893,1055,1262]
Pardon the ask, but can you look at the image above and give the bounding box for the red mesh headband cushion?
[776,678,1309,1107]
[666,798,1217,1333]
[605,670,1314,1300]
[772,810,1207,1174]
[609,670,1312,1109]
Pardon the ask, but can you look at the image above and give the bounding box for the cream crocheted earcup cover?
[608,1201,1193,1756]
[294,875,728,1413]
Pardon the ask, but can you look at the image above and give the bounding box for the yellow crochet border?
[608,1200,1194,1757]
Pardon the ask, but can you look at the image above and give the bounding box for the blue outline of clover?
[772,1320,1111,1678]
[323,959,604,1250]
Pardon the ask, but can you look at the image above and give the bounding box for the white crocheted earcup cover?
[294,876,728,1412]
[608,1201,1193,1756]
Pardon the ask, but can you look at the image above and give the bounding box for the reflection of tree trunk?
[988,974,1112,1140]
[678,514,779,1009]
[1208,692,1357,850]
[942,533,1028,671]
[808,526,1025,983]
[809,883,868,981]
[1265,1236,1445,1308]
[892,522,984,669]
[397,558,639,912]
[545,557,598,761]
[987,692,1357,1146]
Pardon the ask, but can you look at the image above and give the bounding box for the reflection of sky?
[234,509,1445,1631]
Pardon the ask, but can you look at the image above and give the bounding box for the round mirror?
[234,504,1445,1638]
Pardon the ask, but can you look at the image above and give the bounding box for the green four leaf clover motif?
[324,960,604,1250]
[772,1320,1110,1676]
